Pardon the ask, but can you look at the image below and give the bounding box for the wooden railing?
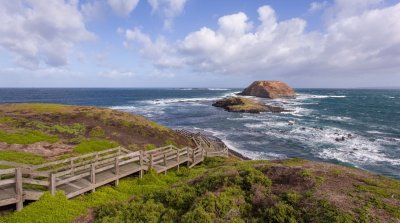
[0,144,228,211]
[0,168,22,211]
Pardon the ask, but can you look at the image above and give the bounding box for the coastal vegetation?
[1,157,400,222]
[0,103,399,222]
[0,103,193,162]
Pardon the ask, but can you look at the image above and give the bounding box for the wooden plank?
[0,179,16,186]
[22,178,49,186]
[0,197,18,206]
[0,168,16,175]
[24,190,44,201]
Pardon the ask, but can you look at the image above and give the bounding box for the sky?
[0,0,400,88]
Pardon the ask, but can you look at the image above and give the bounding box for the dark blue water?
[0,88,399,178]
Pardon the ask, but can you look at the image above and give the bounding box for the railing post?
[176,150,180,171]
[139,151,143,178]
[149,154,153,171]
[70,160,75,176]
[49,173,56,196]
[90,164,96,192]
[163,154,167,166]
[15,168,23,211]
[192,149,195,163]
[114,157,119,186]
[186,148,190,167]
[201,148,205,160]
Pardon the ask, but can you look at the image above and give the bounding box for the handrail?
[1,142,228,211]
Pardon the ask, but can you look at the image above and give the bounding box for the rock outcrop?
[212,97,285,114]
[240,81,295,99]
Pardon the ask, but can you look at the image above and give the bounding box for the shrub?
[144,144,156,151]
[181,207,212,223]
[53,123,85,136]
[89,126,105,138]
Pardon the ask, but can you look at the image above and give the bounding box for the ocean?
[0,88,399,179]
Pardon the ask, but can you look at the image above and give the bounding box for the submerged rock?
[212,97,285,114]
[240,80,296,99]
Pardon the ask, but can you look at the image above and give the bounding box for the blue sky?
[1,0,400,88]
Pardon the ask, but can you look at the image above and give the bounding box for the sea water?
[0,88,399,179]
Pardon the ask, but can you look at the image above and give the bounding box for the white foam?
[208,88,230,91]
[260,125,400,166]
[295,93,347,100]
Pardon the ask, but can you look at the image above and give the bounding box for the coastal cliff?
[240,81,296,98]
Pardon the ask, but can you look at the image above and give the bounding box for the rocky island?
[212,97,285,113]
[240,80,296,98]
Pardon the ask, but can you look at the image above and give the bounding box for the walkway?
[0,145,228,211]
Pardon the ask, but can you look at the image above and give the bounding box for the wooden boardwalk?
[0,145,228,211]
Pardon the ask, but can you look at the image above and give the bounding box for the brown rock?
[240,81,295,99]
[212,97,285,114]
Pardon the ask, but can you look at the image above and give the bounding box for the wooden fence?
[0,144,228,211]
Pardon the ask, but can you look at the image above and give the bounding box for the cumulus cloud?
[123,2,400,79]
[107,0,140,17]
[147,0,188,29]
[122,27,184,68]
[0,0,94,69]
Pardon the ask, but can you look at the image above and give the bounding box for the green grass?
[0,130,58,144]
[73,139,119,154]
[5,104,70,113]
[0,151,46,165]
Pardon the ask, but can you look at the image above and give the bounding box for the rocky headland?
[240,80,296,98]
[212,97,285,114]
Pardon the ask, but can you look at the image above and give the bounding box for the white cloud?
[0,0,94,69]
[122,27,184,68]
[81,1,106,22]
[325,0,384,22]
[147,0,188,29]
[107,0,140,17]
[123,2,400,80]
[308,1,328,13]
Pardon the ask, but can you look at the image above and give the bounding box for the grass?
[1,104,71,114]
[144,144,156,151]
[73,139,119,154]
[0,130,58,144]
[0,151,46,165]
[89,126,105,138]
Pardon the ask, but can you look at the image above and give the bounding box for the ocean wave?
[296,94,347,100]
[260,125,400,166]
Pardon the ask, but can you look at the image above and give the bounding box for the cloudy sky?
[1,0,400,88]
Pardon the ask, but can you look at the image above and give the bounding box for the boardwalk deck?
[0,144,228,211]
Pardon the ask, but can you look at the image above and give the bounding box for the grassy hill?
[0,104,399,222]
[0,103,193,166]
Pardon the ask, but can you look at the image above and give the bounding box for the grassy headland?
[0,103,193,163]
